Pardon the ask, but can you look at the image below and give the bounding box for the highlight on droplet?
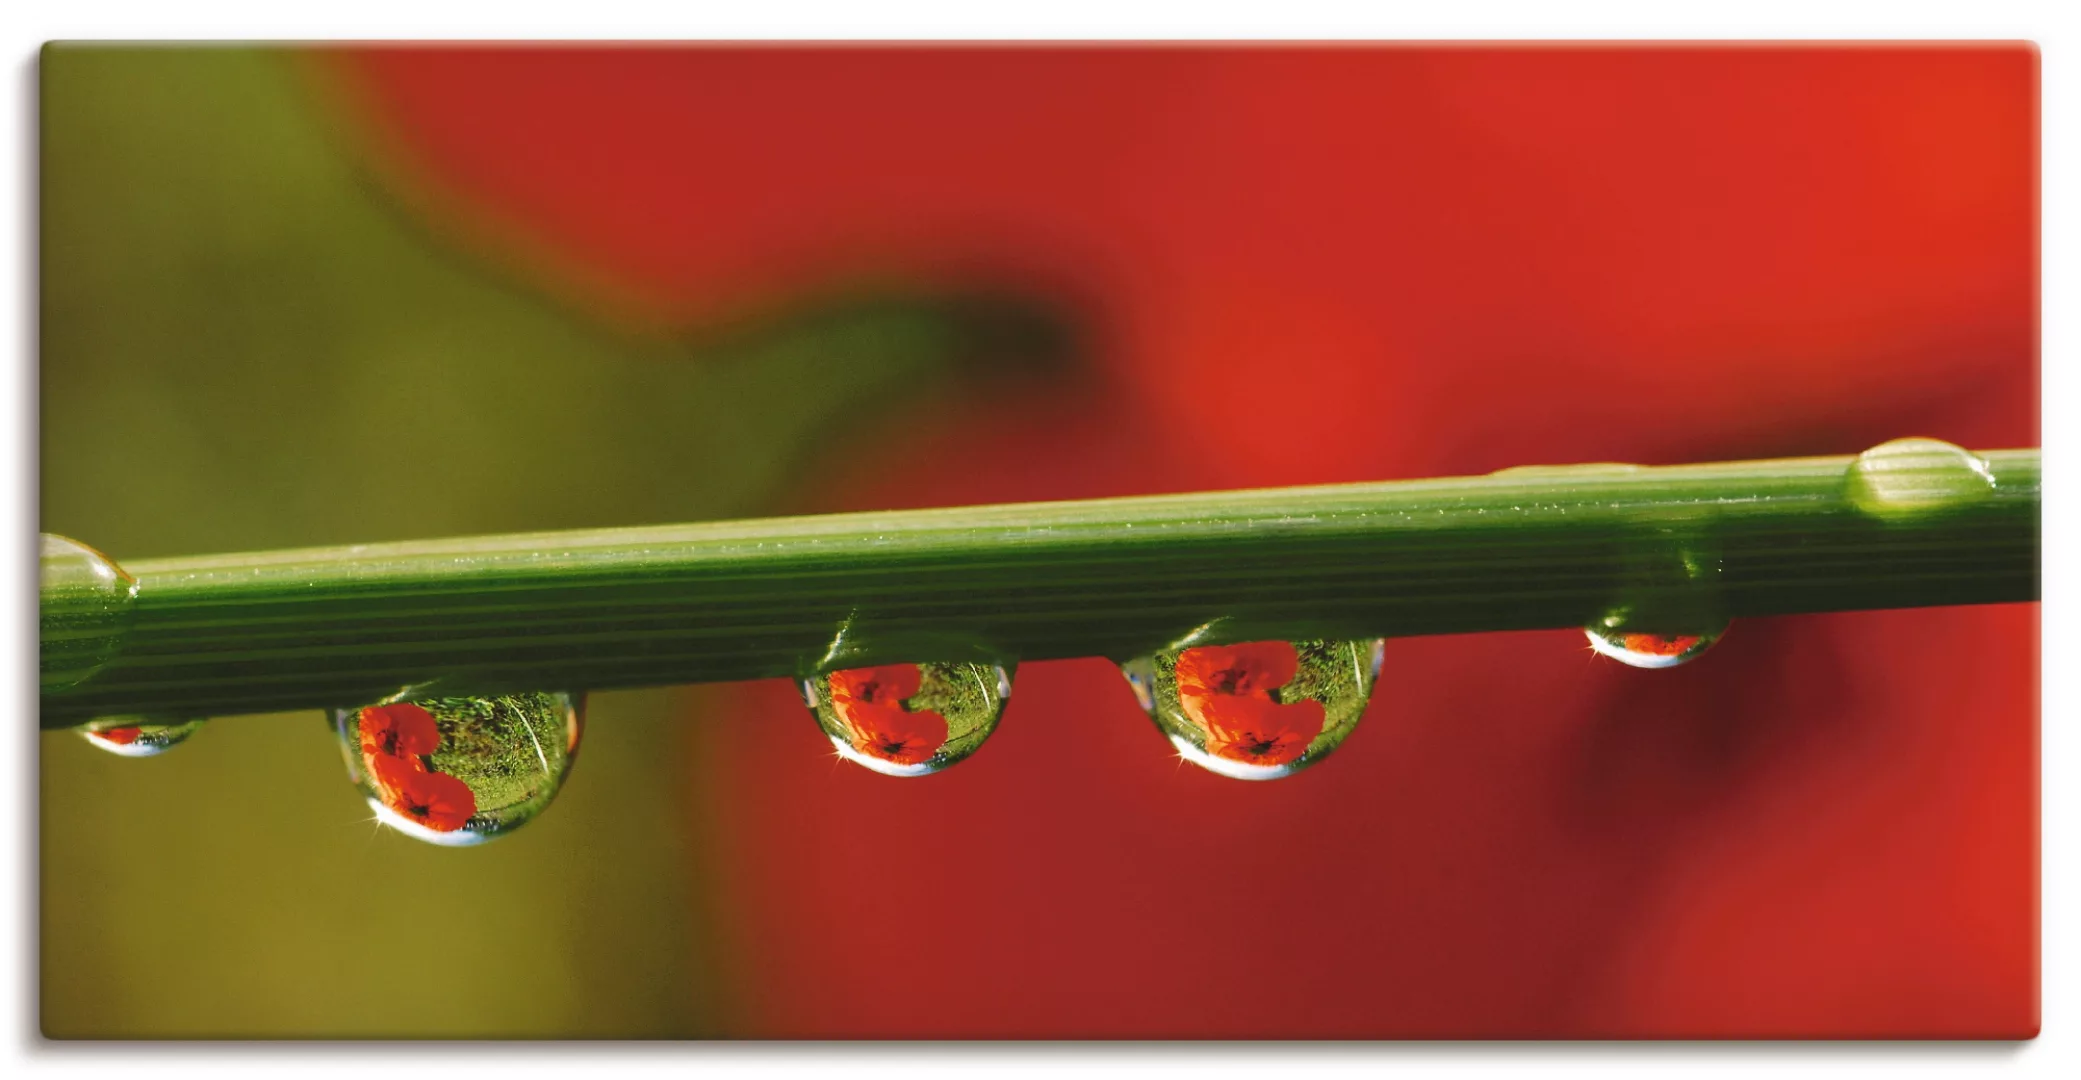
[332,691,584,846]
[77,716,205,758]
[801,661,1012,777]
[1120,638,1382,781]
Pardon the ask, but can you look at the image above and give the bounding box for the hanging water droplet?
[77,716,205,758]
[1119,638,1382,781]
[1846,437,1996,520]
[801,661,1012,777]
[1583,521,1730,670]
[1583,621,1727,669]
[333,691,584,846]
[40,534,139,694]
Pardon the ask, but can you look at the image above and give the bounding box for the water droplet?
[802,661,1012,776]
[1119,639,1382,781]
[1584,621,1726,669]
[40,534,139,694]
[1585,523,1729,670]
[77,717,205,757]
[333,691,584,846]
[1846,437,1995,520]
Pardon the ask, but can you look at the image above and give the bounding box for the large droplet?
[801,661,1012,777]
[1846,437,1996,520]
[1584,622,1727,669]
[40,534,139,694]
[77,716,205,758]
[333,691,584,846]
[1120,638,1383,781]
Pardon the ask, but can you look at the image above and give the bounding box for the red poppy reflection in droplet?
[76,717,207,758]
[1585,623,1728,669]
[1123,639,1382,780]
[358,702,441,760]
[369,753,477,832]
[805,662,1013,777]
[352,700,464,832]
[1173,642,1327,768]
[1629,634,1703,657]
[829,665,945,766]
[332,692,586,846]
[1197,694,1325,768]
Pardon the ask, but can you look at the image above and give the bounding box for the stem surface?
[39,448,2040,727]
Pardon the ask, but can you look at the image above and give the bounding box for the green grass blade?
[39,446,2040,727]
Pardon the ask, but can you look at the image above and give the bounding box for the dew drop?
[332,691,584,846]
[801,661,1012,777]
[1119,638,1382,781]
[1584,619,1727,669]
[40,534,139,694]
[1585,522,1730,670]
[1846,437,1995,520]
[77,716,205,758]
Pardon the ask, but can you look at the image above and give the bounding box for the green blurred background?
[38,46,1054,1037]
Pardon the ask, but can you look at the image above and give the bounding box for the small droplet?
[1119,639,1382,781]
[1846,437,1995,520]
[333,691,584,846]
[77,717,205,758]
[40,534,139,694]
[1585,620,1727,669]
[802,661,1012,777]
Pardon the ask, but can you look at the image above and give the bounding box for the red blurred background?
[331,46,2035,1037]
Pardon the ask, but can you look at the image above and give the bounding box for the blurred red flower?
[87,726,142,746]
